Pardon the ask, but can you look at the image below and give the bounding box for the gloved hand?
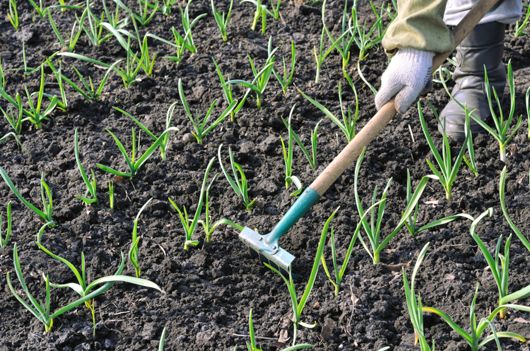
[375,48,435,114]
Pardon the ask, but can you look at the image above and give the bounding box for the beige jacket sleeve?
[382,0,455,54]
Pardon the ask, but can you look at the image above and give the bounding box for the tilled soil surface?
[0,1,529,350]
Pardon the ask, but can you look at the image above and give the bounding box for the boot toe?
[438,90,492,142]
[437,115,467,142]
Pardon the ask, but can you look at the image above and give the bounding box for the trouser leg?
[438,22,507,141]
[444,0,522,26]
[438,1,522,141]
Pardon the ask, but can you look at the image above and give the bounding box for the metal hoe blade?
[239,227,295,271]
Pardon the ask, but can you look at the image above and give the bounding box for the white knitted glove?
[375,48,435,114]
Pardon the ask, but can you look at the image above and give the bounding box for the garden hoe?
[240,0,501,271]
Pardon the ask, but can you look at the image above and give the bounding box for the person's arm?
[375,0,454,113]
[383,0,454,54]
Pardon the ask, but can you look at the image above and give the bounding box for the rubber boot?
[438,22,506,141]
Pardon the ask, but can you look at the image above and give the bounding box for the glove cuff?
[396,48,435,64]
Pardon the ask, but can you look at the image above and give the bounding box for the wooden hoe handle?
[309,0,501,195]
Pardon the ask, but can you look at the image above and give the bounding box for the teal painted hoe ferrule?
[239,187,321,270]
[264,187,320,245]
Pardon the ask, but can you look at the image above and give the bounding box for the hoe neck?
[266,188,321,244]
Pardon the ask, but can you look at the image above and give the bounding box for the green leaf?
[297,207,339,316]
[0,167,50,222]
[499,166,530,251]
[422,306,473,344]
[96,163,131,178]
[158,327,168,351]
[87,275,163,292]
[500,285,530,305]
[134,128,176,170]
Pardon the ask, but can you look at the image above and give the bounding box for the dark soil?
[0,1,529,350]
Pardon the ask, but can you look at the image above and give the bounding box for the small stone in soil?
[195,330,217,345]
[192,85,206,100]
[79,325,93,339]
[181,133,195,144]
[103,338,116,349]
[293,33,305,42]
[258,135,278,153]
[238,141,254,155]
[141,322,157,339]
